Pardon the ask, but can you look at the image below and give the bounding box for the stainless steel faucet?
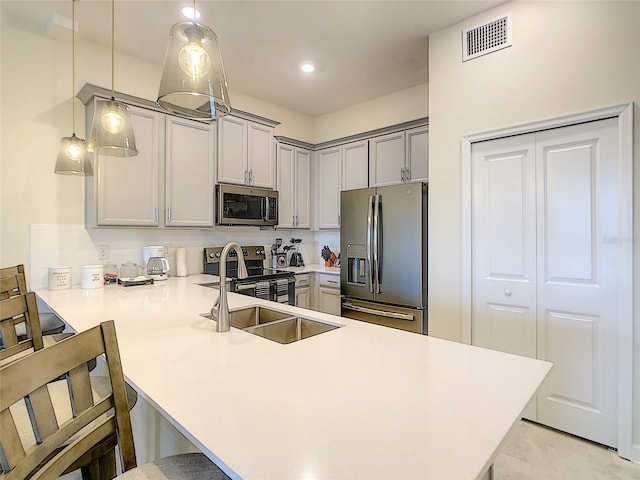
[211,242,248,332]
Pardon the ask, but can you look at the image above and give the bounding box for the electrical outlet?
[98,245,109,260]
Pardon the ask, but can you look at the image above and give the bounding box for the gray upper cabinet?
[277,142,310,229]
[217,115,275,189]
[369,126,428,187]
[85,101,215,228]
[165,116,215,227]
[87,104,163,227]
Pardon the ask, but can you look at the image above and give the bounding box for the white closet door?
[535,118,619,447]
[471,117,621,448]
[471,134,537,359]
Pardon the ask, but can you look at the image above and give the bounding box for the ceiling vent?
[463,13,512,62]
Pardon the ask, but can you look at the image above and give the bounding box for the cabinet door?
[217,116,247,185]
[294,148,311,228]
[165,117,215,227]
[247,122,275,189]
[369,132,405,187]
[342,140,369,190]
[318,287,341,315]
[276,143,295,228]
[406,126,428,182]
[317,147,341,229]
[96,105,162,226]
[296,287,311,309]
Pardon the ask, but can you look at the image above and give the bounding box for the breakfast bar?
[35,275,551,480]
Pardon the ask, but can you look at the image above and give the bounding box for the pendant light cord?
[71,0,76,134]
[111,0,115,100]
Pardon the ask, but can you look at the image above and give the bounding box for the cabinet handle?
[338,214,341,226]
[248,170,253,184]
[167,206,171,222]
[155,206,159,222]
[406,168,411,182]
[505,289,512,297]
[401,168,406,183]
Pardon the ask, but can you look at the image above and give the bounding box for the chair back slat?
[0,321,136,478]
[68,364,94,415]
[0,409,26,472]
[0,292,44,361]
[25,385,59,444]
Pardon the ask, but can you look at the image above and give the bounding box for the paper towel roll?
[176,247,187,277]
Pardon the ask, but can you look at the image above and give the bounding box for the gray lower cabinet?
[295,273,311,308]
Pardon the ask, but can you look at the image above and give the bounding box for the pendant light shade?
[88,99,137,156]
[88,0,137,157]
[55,134,93,175]
[54,0,92,175]
[157,21,231,119]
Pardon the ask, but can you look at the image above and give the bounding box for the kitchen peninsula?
[35,275,551,480]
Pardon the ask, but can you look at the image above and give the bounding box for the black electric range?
[203,246,295,304]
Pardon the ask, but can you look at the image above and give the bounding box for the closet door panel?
[535,118,619,447]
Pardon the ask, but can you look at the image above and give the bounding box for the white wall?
[428,0,639,460]
[313,83,428,143]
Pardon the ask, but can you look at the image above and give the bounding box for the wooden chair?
[0,320,231,480]
[0,265,65,342]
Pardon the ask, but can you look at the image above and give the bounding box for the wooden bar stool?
[0,294,137,479]
[0,321,231,480]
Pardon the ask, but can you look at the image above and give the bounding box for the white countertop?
[35,275,551,480]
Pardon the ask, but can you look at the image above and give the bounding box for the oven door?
[234,278,295,304]
[216,184,278,226]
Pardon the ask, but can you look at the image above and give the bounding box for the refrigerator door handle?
[373,194,381,294]
[342,301,414,321]
[367,194,374,293]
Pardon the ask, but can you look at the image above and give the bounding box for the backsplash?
[29,224,339,290]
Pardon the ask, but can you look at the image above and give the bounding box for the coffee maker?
[143,245,170,281]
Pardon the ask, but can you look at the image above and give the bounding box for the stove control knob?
[256,248,264,255]
[209,252,216,258]
[214,252,221,258]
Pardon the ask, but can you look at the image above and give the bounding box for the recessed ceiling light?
[300,62,316,73]
[181,6,201,20]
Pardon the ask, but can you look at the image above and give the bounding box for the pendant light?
[88,0,137,156]
[54,0,93,176]
[157,0,231,119]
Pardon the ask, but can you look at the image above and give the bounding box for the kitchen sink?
[244,317,340,344]
[201,306,341,343]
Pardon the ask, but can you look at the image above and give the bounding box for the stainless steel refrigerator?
[340,182,427,334]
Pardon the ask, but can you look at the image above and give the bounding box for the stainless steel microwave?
[216,184,278,226]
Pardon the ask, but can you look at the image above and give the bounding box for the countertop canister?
[81,265,104,289]
[48,266,71,290]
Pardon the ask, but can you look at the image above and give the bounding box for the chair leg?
[80,447,116,480]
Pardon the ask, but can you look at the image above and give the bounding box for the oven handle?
[342,302,414,321]
[236,283,258,291]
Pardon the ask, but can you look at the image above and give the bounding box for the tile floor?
[494,420,639,479]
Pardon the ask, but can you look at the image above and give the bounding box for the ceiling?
[3,0,504,116]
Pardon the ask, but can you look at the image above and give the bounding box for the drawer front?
[317,273,339,289]
[295,273,310,288]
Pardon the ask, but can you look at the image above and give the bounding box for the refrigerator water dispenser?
[347,244,367,285]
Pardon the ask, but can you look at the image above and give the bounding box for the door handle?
[342,302,414,321]
[366,194,374,293]
[373,194,381,294]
